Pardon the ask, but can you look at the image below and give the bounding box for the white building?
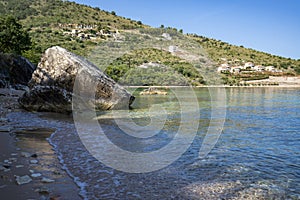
[217,64,230,73]
[265,66,275,72]
[243,62,255,70]
[230,66,241,73]
[254,65,265,72]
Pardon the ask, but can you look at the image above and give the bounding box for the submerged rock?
[19,46,134,113]
[15,175,32,185]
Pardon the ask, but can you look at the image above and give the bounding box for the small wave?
[48,133,88,200]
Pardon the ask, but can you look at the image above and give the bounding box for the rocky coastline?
[0,46,135,199]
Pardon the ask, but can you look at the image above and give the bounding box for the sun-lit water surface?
[8,87,300,199]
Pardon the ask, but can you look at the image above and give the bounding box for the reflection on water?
[7,87,300,199]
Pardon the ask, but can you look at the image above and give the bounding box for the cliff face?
[19,46,134,113]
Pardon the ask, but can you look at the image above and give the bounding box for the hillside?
[1,0,299,86]
[0,0,147,62]
[189,34,300,73]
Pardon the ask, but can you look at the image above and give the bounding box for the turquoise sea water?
[8,87,300,199]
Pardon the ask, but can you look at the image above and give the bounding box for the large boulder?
[0,53,35,88]
[19,46,134,113]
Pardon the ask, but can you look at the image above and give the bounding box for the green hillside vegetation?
[189,34,300,74]
[0,0,299,86]
[105,48,205,86]
[0,0,146,63]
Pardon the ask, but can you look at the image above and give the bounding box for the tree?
[0,16,32,55]
[111,11,116,16]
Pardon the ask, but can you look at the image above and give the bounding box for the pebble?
[31,173,42,178]
[3,163,11,168]
[0,166,6,171]
[41,177,55,183]
[30,160,39,164]
[21,152,31,158]
[35,187,50,194]
[4,169,10,172]
[29,170,35,174]
[16,165,24,168]
[10,153,18,156]
[9,157,17,162]
[15,175,32,185]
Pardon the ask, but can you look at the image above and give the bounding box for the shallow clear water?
[8,87,300,199]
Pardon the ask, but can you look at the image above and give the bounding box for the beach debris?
[30,159,39,164]
[41,177,55,183]
[31,173,42,178]
[15,175,32,185]
[21,152,31,158]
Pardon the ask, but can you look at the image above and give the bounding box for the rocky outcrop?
[0,53,36,88]
[19,46,134,113]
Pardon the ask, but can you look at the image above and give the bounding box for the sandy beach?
[0,89,81,200]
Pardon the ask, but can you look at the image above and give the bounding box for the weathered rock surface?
[0,53,35,88]
[19,46,134,113]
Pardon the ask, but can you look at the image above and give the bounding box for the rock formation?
[0,53,36,88]
[19,46,134,113]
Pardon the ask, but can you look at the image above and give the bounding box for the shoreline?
[0,89,81,200]
[123,84,300,88]
[1,88,298,199]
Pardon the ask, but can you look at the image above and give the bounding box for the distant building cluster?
[59,23,123,41]
[217,62,282,74]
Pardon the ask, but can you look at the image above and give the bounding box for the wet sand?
[0,89,81,200]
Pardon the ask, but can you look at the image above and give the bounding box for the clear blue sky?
[73,0,300,59]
